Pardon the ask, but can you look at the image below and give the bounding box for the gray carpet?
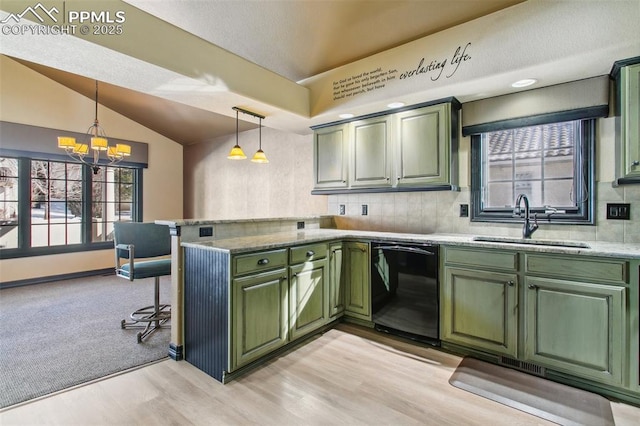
[0,274,171,408]
[449,357,614,426]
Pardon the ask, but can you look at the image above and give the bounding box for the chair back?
[113,222,171,259]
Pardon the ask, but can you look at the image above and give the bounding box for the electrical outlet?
[199,226,213,237]
[339,204,346,215]
[297,221,305,229]
[606,203,630,220]
[362,204,368,215]
[459,204,469,217]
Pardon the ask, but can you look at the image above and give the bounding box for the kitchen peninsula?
[173,223,640,406]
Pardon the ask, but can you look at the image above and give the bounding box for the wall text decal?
[331,43,472,102]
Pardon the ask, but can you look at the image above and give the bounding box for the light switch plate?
[606,203,630,220]
[339,204,346,215]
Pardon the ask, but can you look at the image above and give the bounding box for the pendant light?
[251,116,268,163]
[227,108,247,160]
[228,106,268,163]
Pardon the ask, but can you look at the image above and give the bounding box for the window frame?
[0,156,143,259]
[470,118,595,225]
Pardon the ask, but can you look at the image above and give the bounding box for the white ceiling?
[2,0,638,147]
[1,0,524,145]
[124,0,525,83]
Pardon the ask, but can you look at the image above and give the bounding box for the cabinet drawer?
[525,254,628,285]
[233,249,287,276]
[444,246,518,271]
[290,243,328,264]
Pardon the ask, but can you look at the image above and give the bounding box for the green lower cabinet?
[524,276,626,386]
[344,242,370,320]
[328,243,345,318]
[232,268,289,370]
[441,266,518,358]
[289,258,329,340]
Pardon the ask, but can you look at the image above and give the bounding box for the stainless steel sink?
[472,236,590,249]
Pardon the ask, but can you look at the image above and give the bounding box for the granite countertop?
[181,228,640,259]
[156,216,332,227]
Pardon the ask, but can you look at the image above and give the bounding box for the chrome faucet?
[514,194,538,239]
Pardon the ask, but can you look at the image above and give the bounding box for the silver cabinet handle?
[257,258,269,265]
[306,250,315,257]
[631,160,639,167]
[507,280,515,287]
[528,284,537,289]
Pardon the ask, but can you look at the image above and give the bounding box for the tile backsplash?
[328,182,639,243]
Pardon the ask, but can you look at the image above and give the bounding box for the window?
[0,156,142,258]
[0,158,19,249]
[471,119,594,224]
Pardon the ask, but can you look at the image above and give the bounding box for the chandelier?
[57,80,131,174]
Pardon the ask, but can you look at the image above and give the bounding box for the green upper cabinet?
[395,103,455,187]
[312,99,459,193]
[613,58,640,183]
[313,124,349,190]
[350,116,392,188]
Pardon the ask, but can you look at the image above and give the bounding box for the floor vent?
[499,356,546,376]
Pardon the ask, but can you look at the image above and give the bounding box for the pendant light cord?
[94,81,99,123]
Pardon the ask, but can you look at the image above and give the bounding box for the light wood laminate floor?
[1,323,639,425]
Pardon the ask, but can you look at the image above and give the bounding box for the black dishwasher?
[370,241,439,345]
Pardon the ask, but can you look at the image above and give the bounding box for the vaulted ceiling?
[0,0,525,144]
[2,0,637,146]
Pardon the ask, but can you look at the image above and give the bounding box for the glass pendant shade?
[227,145,247,160]
[251,149,269,163]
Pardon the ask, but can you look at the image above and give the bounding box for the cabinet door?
[620,63,640,178]
[441,267,518,357]
[314,124,349,189]
[344,242,370,320]
[289,258,329,340]
[350,116,392,187]
[524,277,626,386]
[232,269,288,370]
[395,103,451,187]
[329,243,345,318]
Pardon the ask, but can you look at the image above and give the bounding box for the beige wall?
[0,56,183,282]
[184,126,327,219]
[329,116,640,244]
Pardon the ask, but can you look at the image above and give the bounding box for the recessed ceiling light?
[387,102,405,108]
[511,79,537,88]
[339,113,354,119]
